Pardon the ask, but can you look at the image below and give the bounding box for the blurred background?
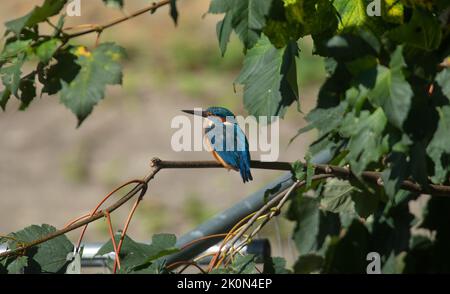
[0,0,325,263]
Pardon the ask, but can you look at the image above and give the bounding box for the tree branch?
[0,166,161,259]
[153,158,450,197]
[2,157,450,259]
[65,0,171,40]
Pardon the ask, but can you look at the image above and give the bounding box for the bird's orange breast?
[204,132,236,171]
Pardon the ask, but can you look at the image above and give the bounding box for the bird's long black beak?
[182,110,207,117]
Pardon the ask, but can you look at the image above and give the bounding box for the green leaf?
[18,72,37,110]
[131,259,170,274]
[36,38,61,64]
[103,0,124,8]
[293,253,323,273]
[209,0,273,52]
[315,61,352,108]
[321,178,379,218]
[319,34,378,62]
[387,8,442,51]
[367,46,412,130]
[96,234,151,270]
[52,14,66,36]
[320,178,356,213]
[263,256,291,274]
[96,233,178,271]
[436,68,450,100]
[349,183,381,219]
[340,108,387,174]
[216,13,233,56]
[0,40,33,61]
[288,196,321,254]
[418,197,450,272]
[381,252,406,274]
[0,89,11,111]
[229,254,258,274]
[426,106,450,183]
[332,0,372,32]
[1,53,26,96]
[369,194,413,258]
[59,43,125,126]
[381,152,409,198]
[5,0,69,36]
[6,256,28,274]
[291,160,305,181]
[291,101,348,142]
[323,220,369,273]
[145,233,179,263]
[305,154,314,189]
[202,255,258,274]
[283,0,338,36]
[236,35,299,118]
[287,195,340,255]
[8,224,73,273]
[65,252,81,274]
[169,0,178,25]
[39,48,81,95]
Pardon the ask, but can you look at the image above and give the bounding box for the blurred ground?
[0,0,325,261]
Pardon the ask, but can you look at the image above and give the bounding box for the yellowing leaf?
[60,43,125,126]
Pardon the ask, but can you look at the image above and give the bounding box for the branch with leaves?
[0,0,177,126]
[2,157,450,267]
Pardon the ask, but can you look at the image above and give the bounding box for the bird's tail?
[239,159,253,183]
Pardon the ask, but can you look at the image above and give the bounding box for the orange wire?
[105,211,121,271]
[428,83,434,96]
[113,195,143,274]
[166,260,206,274]
[180,233,232,250]
[213,212,270,270]
[208,212,256,272]
[64,213,91,229]
[75,179,145,252]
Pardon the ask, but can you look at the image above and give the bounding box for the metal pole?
[165,150,331,264]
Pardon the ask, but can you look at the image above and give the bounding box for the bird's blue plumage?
[203,107,253,183]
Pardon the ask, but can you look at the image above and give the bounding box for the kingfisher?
[182,107,253,183]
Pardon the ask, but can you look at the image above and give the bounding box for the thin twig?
[65,0,171,40]
[207,212,257,271]
[227,182,304,263]
[0,166,160,259]
[218,174,332,268]
[113,186,148,273]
